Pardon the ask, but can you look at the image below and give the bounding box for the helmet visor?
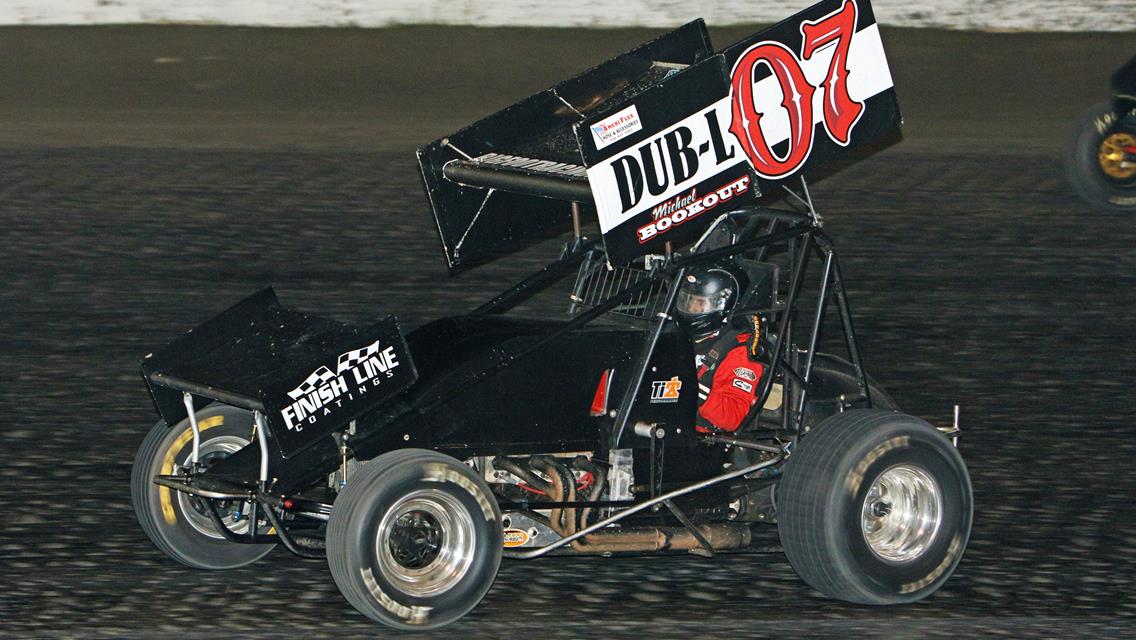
[676,288,729,316]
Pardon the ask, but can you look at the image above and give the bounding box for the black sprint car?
[132,0,973,629]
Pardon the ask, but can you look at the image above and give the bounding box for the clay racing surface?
[1,26,1134,638]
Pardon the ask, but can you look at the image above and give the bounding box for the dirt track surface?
[2,26,1135,638]
[0,25,1133,152]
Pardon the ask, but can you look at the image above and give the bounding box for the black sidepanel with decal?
[142,288,418,459]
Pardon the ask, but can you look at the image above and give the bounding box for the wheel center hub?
[1099,132,1136,180]
[389,510,444,569]
[176,436,253,539]
[860,463,943,563]
[375,490,478,598]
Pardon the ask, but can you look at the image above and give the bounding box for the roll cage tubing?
[464,199,874,447]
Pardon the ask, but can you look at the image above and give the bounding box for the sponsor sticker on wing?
[590,104,643,150]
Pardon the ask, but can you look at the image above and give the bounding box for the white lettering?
[635,175,750,243]
[361,567,433,624]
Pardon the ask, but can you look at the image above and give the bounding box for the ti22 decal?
[729,0,865,179]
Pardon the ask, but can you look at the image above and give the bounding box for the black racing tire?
[326,449,502,630]
[131,404,275,569]
[778,409,972,604]
[1064,102,1136,212]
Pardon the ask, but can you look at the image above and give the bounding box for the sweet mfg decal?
[281,339,401,431]
[502,529,530,548]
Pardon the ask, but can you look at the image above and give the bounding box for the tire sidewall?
[825,418,972,602]
[336,453,502,629]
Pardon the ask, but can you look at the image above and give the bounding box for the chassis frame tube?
[503,455,781,559]
[254,411,270,484]
[182,392,200,465]
[157,475,327,558]
[148,372,266,413]
[793,246,834,419]
[750,231,814,431]
[817,232,873,407]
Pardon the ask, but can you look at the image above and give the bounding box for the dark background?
[2,26,1134,638]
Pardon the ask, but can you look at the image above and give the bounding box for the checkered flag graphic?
[336,340,382,375]
[287,366,336,400]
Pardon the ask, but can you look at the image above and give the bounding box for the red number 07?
[728,0,863,179]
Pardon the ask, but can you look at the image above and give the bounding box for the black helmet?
[674,266,743,340]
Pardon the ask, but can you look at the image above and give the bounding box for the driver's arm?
[697,347,764,432]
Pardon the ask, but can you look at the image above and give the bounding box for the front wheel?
[131,404,275,569]
[1064,102,1136,212]
[326,449,502,630]
[778,409,972,604]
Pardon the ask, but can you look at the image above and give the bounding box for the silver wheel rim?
[177,435,252,539]
[860,463,942,563]
[376,489,476,598]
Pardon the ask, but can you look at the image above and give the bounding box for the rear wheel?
[1064,102,1136,212]
[326,449,502,630]
[131,405,274,569]
[778,409,972,604]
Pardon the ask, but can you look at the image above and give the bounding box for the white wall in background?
[1,0,1133,31]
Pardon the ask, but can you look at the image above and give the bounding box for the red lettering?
[801,0,862,145]
[729,41,815,179]
[728,0,865,178]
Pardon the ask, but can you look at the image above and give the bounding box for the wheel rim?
[376,489,476,598]
[1098,132,1136,182]
[176,435,252,539]
[860,463,942,563]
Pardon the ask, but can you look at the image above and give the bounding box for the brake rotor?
[1098,131,1136,180]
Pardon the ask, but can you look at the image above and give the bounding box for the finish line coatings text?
[281,346,400,430]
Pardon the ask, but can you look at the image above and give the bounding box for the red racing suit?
[695,332,764,433]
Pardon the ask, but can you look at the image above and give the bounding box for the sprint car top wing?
[419,0,900,269]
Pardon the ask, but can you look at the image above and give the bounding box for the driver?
[674,265,765,433]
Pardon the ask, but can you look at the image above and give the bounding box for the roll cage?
[471,178,878,450]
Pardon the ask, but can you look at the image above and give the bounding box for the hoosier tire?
[326,449,502,630]
[131,404,275,569]
[778,409,972,604]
